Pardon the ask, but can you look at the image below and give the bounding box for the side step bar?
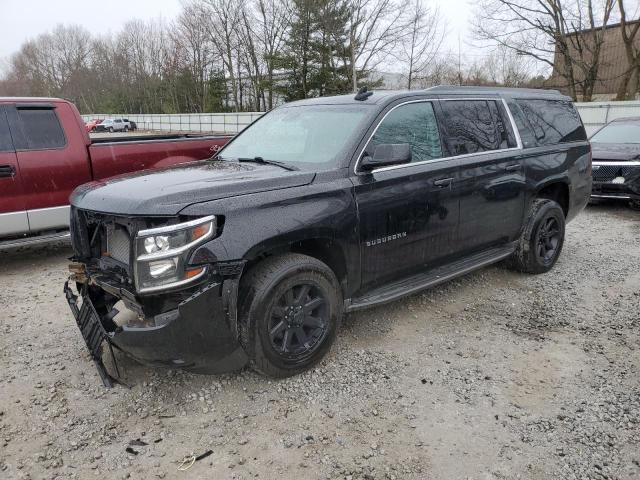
[346,244,516,312]
[0,231,70,250]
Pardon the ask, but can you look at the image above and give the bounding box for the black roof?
[284,85,570,108]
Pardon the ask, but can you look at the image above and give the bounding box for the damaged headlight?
[134,215,215,293]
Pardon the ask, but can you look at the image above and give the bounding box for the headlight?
[134,215,216,293]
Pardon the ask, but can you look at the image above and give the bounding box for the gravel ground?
[1,203,639,480]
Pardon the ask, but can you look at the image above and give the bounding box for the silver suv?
[95,118,130,133]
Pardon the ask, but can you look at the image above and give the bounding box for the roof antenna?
[354,86,373,101]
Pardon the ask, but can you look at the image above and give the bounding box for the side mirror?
[360,144,412,171]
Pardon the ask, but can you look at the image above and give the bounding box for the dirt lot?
[1,203,639,480]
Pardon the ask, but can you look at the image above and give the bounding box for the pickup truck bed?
[0,97,232,247]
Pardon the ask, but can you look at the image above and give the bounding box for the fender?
[182,176,361,295]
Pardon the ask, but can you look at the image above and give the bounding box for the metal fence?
[83,101,640,136]
[82,112,264,134]
[575,101,640,135]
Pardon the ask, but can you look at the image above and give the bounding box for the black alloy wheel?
[239,253,342,377]
[267,283,328,358]
[535,216,561,265]
[507,198,565,274]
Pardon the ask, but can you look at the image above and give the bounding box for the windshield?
[218,105,371,170]
[591,123,640,144]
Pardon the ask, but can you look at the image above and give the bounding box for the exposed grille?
[106,227,131,265]
[592,165,637,182]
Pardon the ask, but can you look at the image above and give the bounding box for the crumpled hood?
[591,143,640,162]
[70,160,316,215]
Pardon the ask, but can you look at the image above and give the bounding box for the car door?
[7,102,92,232]
[0,105,29,236]
[437,98,525,254]
[353,100,461,290]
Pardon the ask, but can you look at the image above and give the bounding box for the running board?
[0,231,71,250]
[346,244,516,312]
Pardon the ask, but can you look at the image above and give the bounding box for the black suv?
[64,86,592,384]
[589,117,640,207]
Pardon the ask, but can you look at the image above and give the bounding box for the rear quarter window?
[516,99,586,146]
[16,108,66,150]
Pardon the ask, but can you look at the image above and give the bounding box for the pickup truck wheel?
[124,126,129,132]
[239,254,342,377]
[507,198,565,274]
[108,127,114,133]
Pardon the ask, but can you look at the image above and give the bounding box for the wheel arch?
[535,181,570,217]
[241,236,350,296]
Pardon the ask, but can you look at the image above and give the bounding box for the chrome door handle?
[505,164,521,172]
[433,177,453,187]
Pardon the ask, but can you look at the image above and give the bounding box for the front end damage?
[64,208,248,386]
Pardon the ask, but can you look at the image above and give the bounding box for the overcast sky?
[0,0,474,68]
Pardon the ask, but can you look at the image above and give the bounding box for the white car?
[95,118,130,133]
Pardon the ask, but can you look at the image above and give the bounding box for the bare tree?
[254,0,292,109]
[400,0,446,89]
[615,0,640,99]
[201,0,244,111]
[345,0,410,92]
[173,1,217,112]
[473,0,615,101]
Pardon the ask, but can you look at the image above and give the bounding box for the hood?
[71,160,316,216]
[591,142,640,162]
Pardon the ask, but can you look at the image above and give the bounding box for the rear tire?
[108,127,114,133]
[507,198,565,274]
[238,254,342,377]
[124,126,129,132]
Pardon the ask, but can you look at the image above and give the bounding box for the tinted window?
[369,102,442,162]
[17,108,66,150]
[0,110,14,152]
[439,100,505,155]
[516,99,586,146]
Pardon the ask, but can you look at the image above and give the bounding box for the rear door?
[353,100,461,290]
[0,104,29,236]
[437,98,525,253]
[7,102,92,232]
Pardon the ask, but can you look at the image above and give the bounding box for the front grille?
[106,227,131,265]
[592,165,638,182]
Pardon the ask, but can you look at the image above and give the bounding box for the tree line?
[1,0,636,113]
[0,0,451,113]
[474,0,640,101]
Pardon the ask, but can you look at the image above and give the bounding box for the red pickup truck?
[0,97,232,248]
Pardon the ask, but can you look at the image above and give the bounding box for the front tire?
[507,198,565,274]
[239,254,342,377]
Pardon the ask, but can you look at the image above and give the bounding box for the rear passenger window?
[439,100,510,155]
[369,102,442,162]
[516,99,586,146]
[0,110,14,152]
[17,108,66,150]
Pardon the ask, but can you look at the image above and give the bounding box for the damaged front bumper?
[64,271,248,386]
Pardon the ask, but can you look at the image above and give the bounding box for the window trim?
[0,106,16,153]
[354,97,523,175]
[14,106,68,152]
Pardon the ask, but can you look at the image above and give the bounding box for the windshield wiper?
[237,157,299,171]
